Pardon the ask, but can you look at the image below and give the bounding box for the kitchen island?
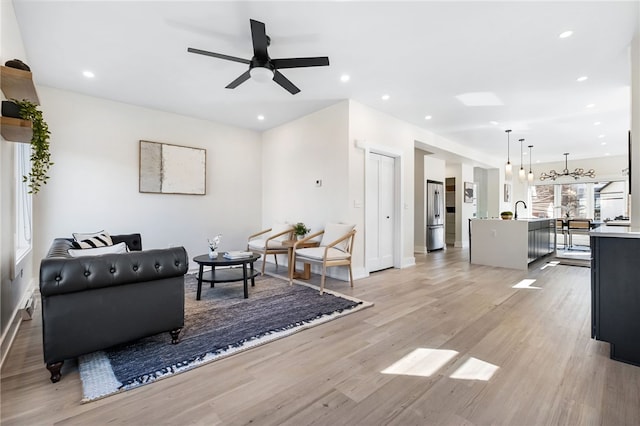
[590,225,640,366]
[470,218,555,270]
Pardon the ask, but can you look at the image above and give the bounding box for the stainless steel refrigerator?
[426,180,445,251]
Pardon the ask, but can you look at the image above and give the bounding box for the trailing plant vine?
[12,99,53,194]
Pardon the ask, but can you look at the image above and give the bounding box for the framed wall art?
[139,140,206,195]
[504,183,512,203]
[464,181,474,203]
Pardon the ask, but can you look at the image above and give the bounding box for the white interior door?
[367,153,395,272]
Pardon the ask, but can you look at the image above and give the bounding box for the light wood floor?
[2,248,640,425]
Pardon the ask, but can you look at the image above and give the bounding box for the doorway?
[366,152,397,272]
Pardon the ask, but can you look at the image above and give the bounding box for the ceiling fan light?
[250,67,274,83]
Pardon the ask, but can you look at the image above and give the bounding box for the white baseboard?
[401,256,416,268]
[0,280,35,369]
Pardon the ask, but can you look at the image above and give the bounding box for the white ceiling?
[12,1,639,164]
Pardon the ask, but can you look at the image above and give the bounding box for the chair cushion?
[320,223,355,252]
[295,247,351,261]
[248,239,285,250]
[270,223,293,241]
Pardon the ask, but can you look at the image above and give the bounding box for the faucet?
[514,200,527,220]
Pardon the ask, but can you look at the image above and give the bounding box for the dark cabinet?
[528,220,555,263]
[591,235,640,366]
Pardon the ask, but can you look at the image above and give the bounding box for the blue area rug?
[78,274,372,402]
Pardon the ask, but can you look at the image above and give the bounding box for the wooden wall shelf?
[1,116,32,143]
[1,66,40,104]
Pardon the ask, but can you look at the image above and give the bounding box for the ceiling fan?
[187,19,330,95]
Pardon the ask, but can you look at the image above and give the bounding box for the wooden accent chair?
[248,224,294,275]
[568,218,591,248]
[289,223,356,294]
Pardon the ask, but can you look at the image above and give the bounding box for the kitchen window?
[529,180,627,221]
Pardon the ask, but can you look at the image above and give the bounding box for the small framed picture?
[504,183,512,203]
[464,182,474,203]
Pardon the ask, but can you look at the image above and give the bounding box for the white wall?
[348,100,417,270]
[34,87,262,271]
[1,0,35,358]
[261,101,353,275]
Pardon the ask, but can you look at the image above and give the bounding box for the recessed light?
[381,94,390,101]
[340,74,350,82]
[490,121,499,125]
[82,70,95,78]
[577,76,588,82]
[594,121,601,126]
[605,153,610,156]
[424,115,432,120]
[598,134,605,138]
[586,103,595,108]
[559,30,573,39]
[257,115,265,121]
[601,142,607,146]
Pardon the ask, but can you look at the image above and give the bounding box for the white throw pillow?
[320,223,355,252]
[68,242,128,258]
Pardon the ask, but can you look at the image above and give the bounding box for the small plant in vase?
[207,234,222,258]
[500,211,513,220]
[293,222,310,240]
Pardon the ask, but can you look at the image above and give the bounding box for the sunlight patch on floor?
[381,348,458,377]
[450,357,499,381]
[541,261,560,269]
[512,279,541,289]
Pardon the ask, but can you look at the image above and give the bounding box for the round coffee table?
[193,253,261,300]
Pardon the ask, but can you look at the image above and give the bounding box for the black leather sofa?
[39,234,188,382]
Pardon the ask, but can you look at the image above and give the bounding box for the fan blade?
[273,70,300,95]
[188,47,250,65]
[226,70,251,89]
[271,57,330,69]
[250,19,269,59]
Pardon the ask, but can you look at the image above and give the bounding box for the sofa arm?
[40,247,188,297]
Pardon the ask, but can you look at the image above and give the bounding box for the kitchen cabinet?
[527,219,554,262]
[591,226,640,366]
[470,218,555,270]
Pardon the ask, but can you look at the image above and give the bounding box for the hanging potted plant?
[11,98,53,194]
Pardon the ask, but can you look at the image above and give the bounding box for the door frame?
[360,143,404,273]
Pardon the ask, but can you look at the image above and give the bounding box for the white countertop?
[591,224,640,238]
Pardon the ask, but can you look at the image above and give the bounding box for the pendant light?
[505,129,513,180]
[518,138,526,182]
[527,145,534,183]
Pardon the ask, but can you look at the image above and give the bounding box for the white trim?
[359,142,404,273]
[401,256,416,268]
[0,280,35,369]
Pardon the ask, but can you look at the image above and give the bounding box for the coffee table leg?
[196,264,204,300]
[242,263,248,299]
[250,261,256,287]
